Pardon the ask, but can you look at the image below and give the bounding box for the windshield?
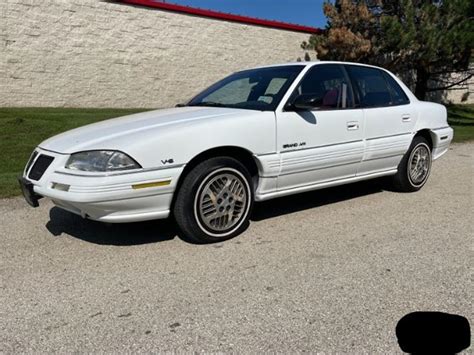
[187,65,305,111]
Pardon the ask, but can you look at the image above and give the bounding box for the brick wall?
[1,0,311,108]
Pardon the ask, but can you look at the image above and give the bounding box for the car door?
[275,64,365,191]
[345,65,417,175]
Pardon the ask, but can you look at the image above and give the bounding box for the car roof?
[251,61,386,71]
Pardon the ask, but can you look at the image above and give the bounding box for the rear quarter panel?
[414,101,449,131]
[413,101,453,159]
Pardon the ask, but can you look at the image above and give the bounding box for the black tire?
[391,136,432,192]
[173,157,254,244]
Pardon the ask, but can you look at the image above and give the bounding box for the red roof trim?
[116,0,321,34]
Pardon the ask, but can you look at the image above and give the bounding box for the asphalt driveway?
[0,143,472,353]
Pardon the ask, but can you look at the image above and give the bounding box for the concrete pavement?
[1,143,472,353]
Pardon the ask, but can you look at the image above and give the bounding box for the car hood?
[39,106,251,154]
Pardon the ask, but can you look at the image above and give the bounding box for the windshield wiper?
[188,102,230,108]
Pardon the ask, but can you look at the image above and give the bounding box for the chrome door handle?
[402,114,411,122]
[347,121,359,130]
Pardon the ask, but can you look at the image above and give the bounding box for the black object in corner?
[396,312,470,354]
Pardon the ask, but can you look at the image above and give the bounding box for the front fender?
[126,111,276,169]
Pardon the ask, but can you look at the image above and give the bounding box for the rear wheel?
[173,157,254,243]
[392,136,432,192]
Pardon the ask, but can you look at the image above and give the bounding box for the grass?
[446,104,474,143]
[0,108,149,198]
[0,104,473,198]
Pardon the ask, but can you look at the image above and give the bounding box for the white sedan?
[20,61,453,243]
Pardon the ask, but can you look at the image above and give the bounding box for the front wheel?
[391,136,432,192]
[173,157,254,243]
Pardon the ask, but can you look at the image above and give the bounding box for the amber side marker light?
[132,180,171,190]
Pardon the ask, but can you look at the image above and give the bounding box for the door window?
[382,72,410,105]
[346,66,393,108]
[289,64,354,110]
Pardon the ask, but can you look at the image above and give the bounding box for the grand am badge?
[283,142,306,149]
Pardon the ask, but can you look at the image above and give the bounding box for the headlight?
[65,151,141,172]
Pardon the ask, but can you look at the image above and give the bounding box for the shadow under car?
[46,178,387,245]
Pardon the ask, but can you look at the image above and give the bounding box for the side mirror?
[291,94,323,111]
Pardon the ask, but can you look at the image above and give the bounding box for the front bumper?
[18,177,41,207]
[21,147,185,223]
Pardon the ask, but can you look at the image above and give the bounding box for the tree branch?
[430,68,474,76]
[426,74,473,92]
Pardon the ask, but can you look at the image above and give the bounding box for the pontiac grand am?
[19,62,453,243]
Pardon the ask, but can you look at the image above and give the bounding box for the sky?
[159,0,328,28]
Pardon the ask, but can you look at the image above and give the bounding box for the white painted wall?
[1,0,312,108]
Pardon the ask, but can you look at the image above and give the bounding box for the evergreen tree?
[303,0,473,100]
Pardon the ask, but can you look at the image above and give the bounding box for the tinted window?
[346,66,392,107]
[383,72,410,105]
[290,64,354,110]
[188,66,304,111]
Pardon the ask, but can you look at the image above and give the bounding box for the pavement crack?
[118,312,132,318]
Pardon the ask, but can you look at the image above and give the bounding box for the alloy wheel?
[194,168,250,236]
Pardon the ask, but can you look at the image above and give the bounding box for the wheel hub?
[409,145,430,185]
[198,172,247,233]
